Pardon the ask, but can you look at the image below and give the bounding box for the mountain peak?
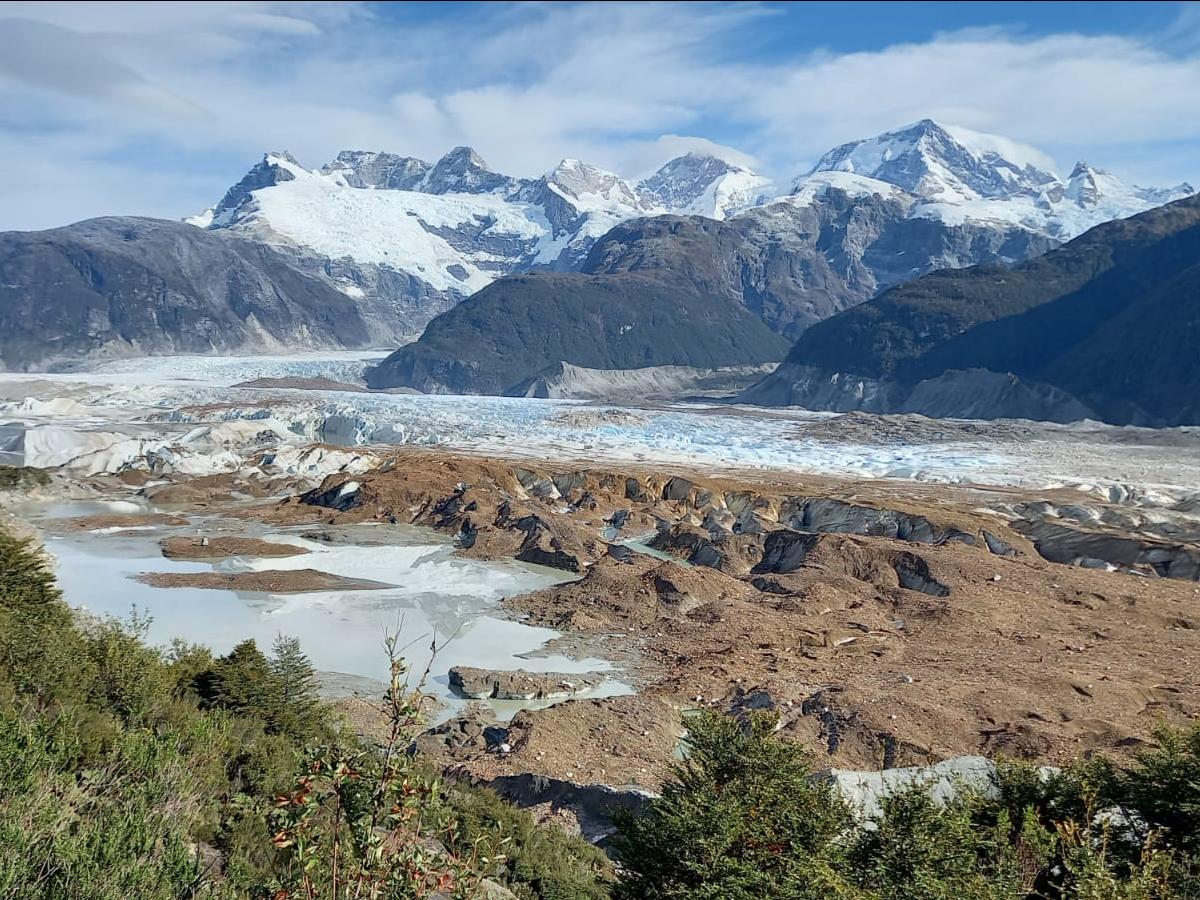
[438,145,491,170]
[322,150,430,190]
[639,153,769,219]
[545,159,642,208]
[809,120,1057,202]
[421,146,513,195]
[212,152,303,222]
[264,150,302,168]
[1068,161,1107,179]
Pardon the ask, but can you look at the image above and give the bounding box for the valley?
[3,351,1198,838]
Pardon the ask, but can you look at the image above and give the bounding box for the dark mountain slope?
[364,272,790,395]
[367,191,1052,395]
[0,217,372,370]
[743,195,1200,425]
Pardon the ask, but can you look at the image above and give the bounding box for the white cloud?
[1,1,1199,229]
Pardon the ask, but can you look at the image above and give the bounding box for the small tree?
[269,634,321,742]
[264,633,487,899]
[197,639,274,715]
[0,531,90,704]
[611,711,855,900]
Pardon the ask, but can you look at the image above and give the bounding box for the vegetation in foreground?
[0,522,1198,898]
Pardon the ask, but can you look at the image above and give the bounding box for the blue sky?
[1,1,1199,230]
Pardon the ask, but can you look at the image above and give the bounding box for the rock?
[662,477,697,502]
[824,756,999,821]
[752,530,821,574]
[1014,518,1200,582]
[982,530,1018,557]
[483,773,657,845]
[448,666,604,701]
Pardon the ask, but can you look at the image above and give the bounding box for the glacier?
[4,353,1200,503]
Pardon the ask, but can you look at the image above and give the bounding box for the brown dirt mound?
[160,536,308,560]
[135,568,392,593]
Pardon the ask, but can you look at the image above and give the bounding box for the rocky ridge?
[743,193,1200,425]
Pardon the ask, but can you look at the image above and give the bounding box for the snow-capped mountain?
[638,153,771,220]
[809,119,1059,202]
[192,146,758,338]
[186,121,1193,346]
[789,119,1194,241]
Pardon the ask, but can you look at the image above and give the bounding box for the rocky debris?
[892,552,951,597]
[135,568,393,593]
[779,497,977,546]
[982,530,1018,557]
[448,667,605,701]
[233,376,368,393]
[752,530,823,574]
[247,448,1200,773]
[160,535,308,560]
[507,555,753,633]
[416,706,511,758]
[482,774,657,845]
[1014,518,1200,581]
[648,525,764,576]
[431,694,680,793]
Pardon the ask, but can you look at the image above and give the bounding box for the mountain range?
[185,146,772,340]
[363,120,1193,394]
[0,119,1195,406]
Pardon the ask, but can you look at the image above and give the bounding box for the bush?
[613,712,1200,900]
[0,707,227,899]
[0,529,89,705]
[445,782,614,899]
[611,711,855,899]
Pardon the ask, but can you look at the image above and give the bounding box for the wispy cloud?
[1,1,1199,229]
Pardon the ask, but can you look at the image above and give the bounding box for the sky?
[2,1,1200,230]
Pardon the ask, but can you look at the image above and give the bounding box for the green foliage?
[0,465,51,490]
[847,787,1053,899]
[612,711,856,899]
[614,713,1200,900]
[445,782,614,899]
[1055,820,1176,900]
[192,636,326,743]
[81,610,175,726]
[1116,723,1200,856]
[265,644,482,899]
[0,529,89,704]
[0,707,226,899]
[269,634,321,741]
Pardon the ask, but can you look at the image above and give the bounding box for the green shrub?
[445,782,614,899]
[0,465,50,491]
[613,713,1200,900]
[0,529,90,705]
[0,707,229,899]
[611,711,856,899]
